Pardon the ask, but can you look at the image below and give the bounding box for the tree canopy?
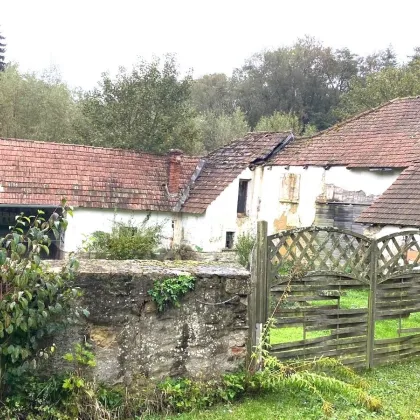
[0,38,419,154]
[0,65,79,141]
[77,56,201,154]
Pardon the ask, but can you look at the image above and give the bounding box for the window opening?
[237,179,250,214]
[225,232,235,249]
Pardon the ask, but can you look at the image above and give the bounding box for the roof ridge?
[0,137,203,159]
[296,96,420,142]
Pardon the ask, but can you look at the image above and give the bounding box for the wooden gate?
[249,222,420,369]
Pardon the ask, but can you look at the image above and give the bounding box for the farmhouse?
[0,132,292,255]
[1,97,420,256]
[264,97,420,238]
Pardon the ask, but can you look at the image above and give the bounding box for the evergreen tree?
[0,28,6,71]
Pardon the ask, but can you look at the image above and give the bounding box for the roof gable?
[181,132,293,214]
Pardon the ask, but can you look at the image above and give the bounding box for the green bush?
[83,217,162,260]
[234,232,255,268]
[0,201,82,393]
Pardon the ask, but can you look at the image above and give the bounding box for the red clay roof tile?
[0,138,200,210]
[271,97,420,168]
[181,132,292,214]
[357,163,420,227]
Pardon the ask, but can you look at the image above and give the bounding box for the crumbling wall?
[52,260,250,384]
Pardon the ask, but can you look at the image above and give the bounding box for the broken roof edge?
[173,158,207,213]
[251,132,295,166]
[180,131,294,214]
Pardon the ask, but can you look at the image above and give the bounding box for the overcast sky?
[2,0,420,90]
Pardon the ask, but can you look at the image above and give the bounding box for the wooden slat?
[374,333,420,347]
[271,335,366,352]
[273,305,338,314]
[272,343,367,359]
[397,328,420,334]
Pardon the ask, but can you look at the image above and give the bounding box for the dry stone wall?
[52,260,250,385]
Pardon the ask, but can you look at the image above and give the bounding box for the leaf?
[0,250,6,265]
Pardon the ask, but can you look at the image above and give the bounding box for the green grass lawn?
[271,289,420,344]
[145,358,420,420]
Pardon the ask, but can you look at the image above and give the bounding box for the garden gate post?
[367,240,378,369]
[247,220,268,371]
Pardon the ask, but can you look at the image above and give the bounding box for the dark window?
[237,179,250,214]
[225,232,235,249]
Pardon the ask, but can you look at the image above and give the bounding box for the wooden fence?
[249,221,420,369]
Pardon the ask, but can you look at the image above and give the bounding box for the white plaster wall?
[181,168,257,252]
[65,208,174,253]
[324,167,399,196]
[259,166,325,235]
[365,225,417,240]
[259,166,401,236]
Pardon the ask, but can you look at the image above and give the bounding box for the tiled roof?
[182,132,293,214]
[0,138,200,211]
[357,163,420,227]
[272,97,420,168]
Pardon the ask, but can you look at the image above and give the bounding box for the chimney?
[167,149,183,194]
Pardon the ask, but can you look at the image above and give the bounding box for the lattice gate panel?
[252,223,420,369]
[372,231,420,367]
[267,227,372,368]
[268,227,372,284]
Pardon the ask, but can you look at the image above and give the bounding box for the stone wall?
[52,260,250,385]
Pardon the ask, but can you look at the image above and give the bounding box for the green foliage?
[234,233,255,268]
[195,108,250,152]
[0,64,80,141]
[0,200,82,390]
[77,55,202,154]
[255,112,301,133]
[83,217,162,260]
[335,53,420,119]
[157,373,247,412]
[232,36,361,130]
[148,274,195,312]
[191,73,235,115]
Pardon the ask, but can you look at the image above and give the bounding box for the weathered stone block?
[49,260,250,384]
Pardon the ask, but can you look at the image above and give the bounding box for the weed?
[148,274,196,312]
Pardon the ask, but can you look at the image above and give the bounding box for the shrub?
[0,200,82,392]
[148,274,196,312]
[163,243,198,261]
[83,217,162,260]
[234,232,255,268]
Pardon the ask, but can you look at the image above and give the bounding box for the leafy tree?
[335,51,420,119]
[231,36,361,130]
[196,108,250,151]
[0,28,5,71]
[191,73,234,115]
[77,56,202,154]
[0,64,80,141]
[359,46,397,77]
[255,111,317,136]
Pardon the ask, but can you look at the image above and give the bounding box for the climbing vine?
[148,274,195,312]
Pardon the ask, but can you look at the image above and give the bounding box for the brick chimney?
[167,149,183,194]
